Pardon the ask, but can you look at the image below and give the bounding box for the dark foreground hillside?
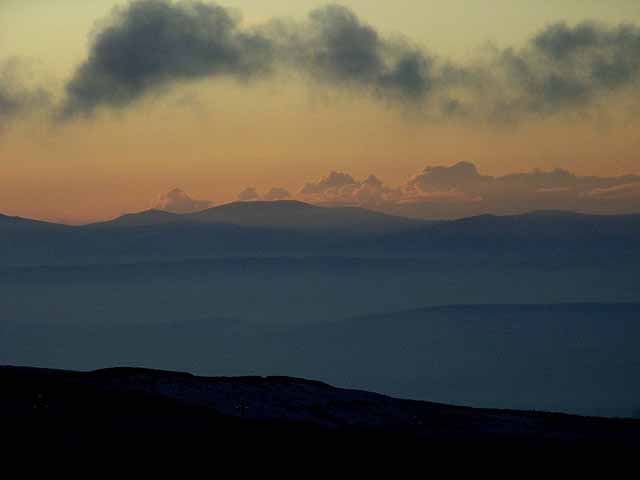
[2,366,638,454]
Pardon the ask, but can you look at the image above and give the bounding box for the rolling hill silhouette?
[350,210,640,254]
[2,365,639,453]
[1,204,639,266]
[0,213,69,231]
[4,303,639,417]
[88,200,424,232]
[88,209,188,228]
[187,200,423,232]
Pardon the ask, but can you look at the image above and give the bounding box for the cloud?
[237,187,260,201]
[351,175,403,206]
[235,187,292,201]
[270,5,434,100]
[0,58,50,125]
[56,2,640,121]
[297,171,402,207]
[406,162,492,193]
[60,0,273,117]
[300,171,357,195]
[585,182,640,200]
[404,162,640,198]
[484,22,640,117]
[403,163,640,217]
[288,163,640,218]
[296,167,485,209]
[263,187,291,201]
[152,188,213,213]
[61,1,435,117]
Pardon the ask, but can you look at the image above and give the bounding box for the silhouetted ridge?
[211,200,316,210]
[187,200,420,231]
[355,209,640,253]
[1,207,639,267]
[89,209,187,228]
[91,367,333,388]
[523,210,592,218]
[2,365,638,452]
[0,213,67,229]
[92,366,196,379]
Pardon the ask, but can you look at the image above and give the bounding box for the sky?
[1,0,640,223]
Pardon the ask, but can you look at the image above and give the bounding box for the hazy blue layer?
[1,257,638,325]
[1,258,638,418]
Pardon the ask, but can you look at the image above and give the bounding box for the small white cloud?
[406,162,490,194]
[263,187,291,201]
[300,171,357,196]
[152,188,213,214]
[238,187,260,201]
[298,172,401,207]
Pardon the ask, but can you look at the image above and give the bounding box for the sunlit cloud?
[237,186,260,201]
[286,162,640,218]
[152,188,213,213]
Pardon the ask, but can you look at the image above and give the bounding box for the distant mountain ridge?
[0,213,69,230]
[88,200,424,233]
[1,203,639,266]
[4,203,640,231]
[89,209,187,228]
[353,209,640,253]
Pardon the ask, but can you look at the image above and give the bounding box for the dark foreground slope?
[2,366,638,453]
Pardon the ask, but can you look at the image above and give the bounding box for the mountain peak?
[188,200,418,232]
[225,200,315,209]
[89,209,185,228]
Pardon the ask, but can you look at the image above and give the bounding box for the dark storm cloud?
[282,15,640,116]
[0,89,20,120]
[58,1,640,119]
[60,2,437,116]
[486,21,640,116]
[275,5,434,99]
[60,0,273,117]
